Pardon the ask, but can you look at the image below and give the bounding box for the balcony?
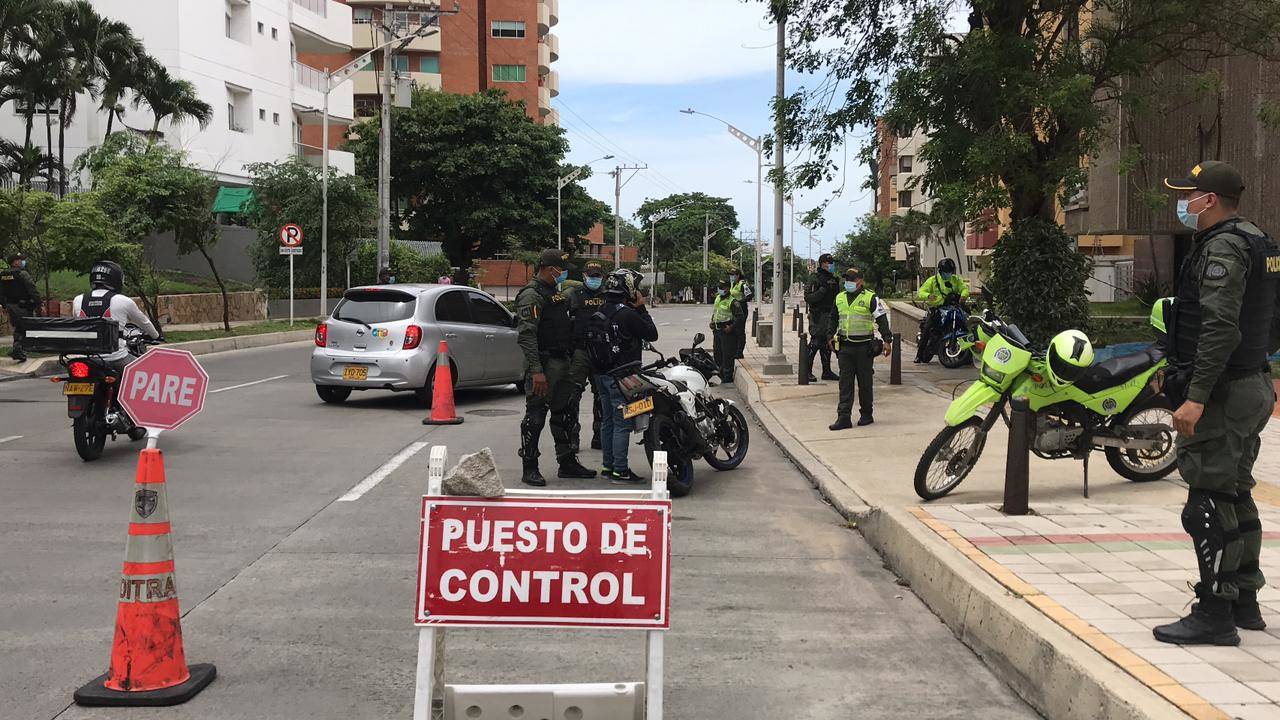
[290,0,352,53]
[544,0,558,28]
[350,70,439,98]
[538,2,551,35]
[538,41,551,75]
[547,107,560,126]
[545,69,559,98]
[293,62,355,121]
[538,86,551,117]
[295,142,355,176]
[352,10,440,51]
[546,33,559,62]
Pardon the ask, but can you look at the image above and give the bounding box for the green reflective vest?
[729,280,748,302]
[712,294,734,323]
[835,289,876,338]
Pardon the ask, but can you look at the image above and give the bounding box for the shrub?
[985,218,1092,348]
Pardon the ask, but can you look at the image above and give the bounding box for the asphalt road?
[0,305,1036,719]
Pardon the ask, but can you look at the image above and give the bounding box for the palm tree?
[132,59,213,146]
[0,139,55,189]
[97,32,147,139]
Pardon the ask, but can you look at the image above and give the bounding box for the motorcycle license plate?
[623,397,654,419]
[342,366,369,381]
[63,383,95,396]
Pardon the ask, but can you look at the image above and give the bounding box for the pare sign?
[415,498,671,629]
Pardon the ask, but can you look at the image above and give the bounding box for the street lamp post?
[763,9,792,375]
[556,154,613,250]
[702,214,732,304]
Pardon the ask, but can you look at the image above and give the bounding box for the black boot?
[590,434,602,450]
[820,370,840,381]
[829,416,852,431]
[807,373,818,383]
[521,460,547,487]
[857,415,874,426]
[557,456,598,479]
[1235,590,1267,630]
[1153,594,1240,646]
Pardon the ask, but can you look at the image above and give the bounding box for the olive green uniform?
[514,276,578,462]
[827,289,892,419]
[566,282,606,452]
[803,268,838,376]
[729,279,751,358]
[0,266,40,361]
[1168,218,1280,602]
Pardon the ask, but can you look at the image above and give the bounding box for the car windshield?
[333,290,417,325]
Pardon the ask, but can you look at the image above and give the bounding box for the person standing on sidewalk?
[590,269,658,484]
[803,253,840,383]
[827,268,892,430]
[1,253,41,363]
[1153,161,1280,646]
[514,249,598,487]
[567,261,607,451]
[728,271,752,359]
[710,278,737,383]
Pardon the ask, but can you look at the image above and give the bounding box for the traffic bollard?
[798,333,809,386]
[751,308,758,337]
[890,333,902,386]
[1002,397,1032,516]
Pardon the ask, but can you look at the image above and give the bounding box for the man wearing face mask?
[514,249,598,486]
[802,252,841,382]
[728,271,752,359]
[567,261,607,451]
[914,257,969,364]
[1,253,41,363]
[710,278,737,382]
[827,268,893,430]
[1152,161,1280,646]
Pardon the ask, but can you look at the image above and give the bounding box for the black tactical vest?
[570,285,606,342]
[521,281,574,355]
[1172,219,1280,373]
[0,269,33,305]
[80,290,119,319]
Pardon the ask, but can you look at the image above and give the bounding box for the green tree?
[833,215,897,294]
[633,193,740,272]
[986,219,1092,347]
[351,241,453,287]
[347,88,574,279]
[132,58,213,144]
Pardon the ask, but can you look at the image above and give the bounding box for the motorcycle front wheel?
[704,404,750,471]
[914,418,984,501]
[73,406,107,462]
[938,339,972,369]
[1104,395,1178,482]
[644,415,694,497]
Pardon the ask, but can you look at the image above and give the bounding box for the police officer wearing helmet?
[567,260,607,451]
[1,252,41,362]
[709,278,736,382]
[72,260,160,374]
[514,249,598,486]
[1150,161,1280,646]
[915,257,969,363]
[827,267,892,430]
[803,252,841,383]
[591,268,657,484]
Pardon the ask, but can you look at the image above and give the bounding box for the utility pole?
[556,154,612,250]
[764,6,792,375]
[611,163,646,270]
[377,2,394,274]
[704,214,710,304]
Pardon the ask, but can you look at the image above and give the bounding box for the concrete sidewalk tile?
[1249,646,1280,663]
[1179,704,1235,720]
[1077,581,1134,595]
[1219,662,1280,683]
[1155,682,1215,708]
[1247,682,1280,702]
[1121,603,1179,620]
[1191,646,1268,664]
[1243,632,1280,646]
[1183,681,1268,704]
[1215,705,1280,720]
[1158,663,1233,683]
[1057,617,1096,637]
[1111,630,1176,649]
[1137,646,1203,664]
[1061,572,1110,583]
[1125,662,1178,686]
[1073,605,1129,620]
[1100,593,1159,607]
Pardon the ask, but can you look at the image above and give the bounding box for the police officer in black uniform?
[567,261,607,451]
[1,253,41,362]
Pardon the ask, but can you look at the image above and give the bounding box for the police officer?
[728,270,752,359]
[567,261,607,451]
[514,249,598,487]
[915,258,969,363]
[1,253,41,362]
[802,252,840,383]
[1153,161,1280,646]
[827,268,892,430]
[709,278,736,382]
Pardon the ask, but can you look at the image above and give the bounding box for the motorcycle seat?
[1073,346,1165,395]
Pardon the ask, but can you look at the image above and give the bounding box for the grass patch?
[163,319,319,343]
[1089,297,1150,317]
[32,269,254,302]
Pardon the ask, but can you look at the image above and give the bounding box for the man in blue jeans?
[590,269,659,484]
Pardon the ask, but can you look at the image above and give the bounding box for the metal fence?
[294,62,327,93]
[292,0,327,18]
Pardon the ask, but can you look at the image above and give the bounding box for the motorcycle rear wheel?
[914,418,984,501]
[1105,395,1178,482]
[704,404,750,471]
[644,415,694,497]
[73,408,107,462]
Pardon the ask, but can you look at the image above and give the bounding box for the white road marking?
[659,322,671,326]
[209,375,290,394]
[0,435,22,445]
[338,440,431,502]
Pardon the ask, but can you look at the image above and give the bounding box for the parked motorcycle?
[920,295,972,368]
[613,333,750,497]
[914,312,1175,501]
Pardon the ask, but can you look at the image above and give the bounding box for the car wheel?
[316,385,352,404]
[513,378,526,394]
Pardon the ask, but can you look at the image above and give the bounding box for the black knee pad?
[1182,489,1229,590]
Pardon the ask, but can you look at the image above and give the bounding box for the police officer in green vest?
[1153,161,1280,646]
[827,267,892,430]
[514,249,598,487]
[728,271,752,359]
[567,261,607,450]
[1,253,40,362]
[710,278,737,382]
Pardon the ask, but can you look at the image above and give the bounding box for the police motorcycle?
[932,294,973,369]
[913,310,1176,500]
[612,333,750,497]
[19,318,160,461]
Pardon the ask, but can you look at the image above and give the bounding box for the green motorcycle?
[914,312,1177,501]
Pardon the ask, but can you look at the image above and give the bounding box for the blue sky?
[553,0,874,261]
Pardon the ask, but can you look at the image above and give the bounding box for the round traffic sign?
[117,348,210,432]
[280,224,304,247]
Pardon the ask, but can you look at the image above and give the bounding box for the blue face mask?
[1177,194,1206,230]
[940,272,953,280]
[584,276,602,290]
[18,260,26,269]
[555,270,569,284]
[844,281,859,292]
[729,276,738,284]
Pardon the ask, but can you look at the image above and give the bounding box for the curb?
[733,359,1189,720]
[0,330,313,383]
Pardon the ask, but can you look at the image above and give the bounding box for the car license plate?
[623,396,654,419]
[63,382,95,396]
[342,366,369,381]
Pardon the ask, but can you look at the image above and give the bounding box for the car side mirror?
[692,332,705,347]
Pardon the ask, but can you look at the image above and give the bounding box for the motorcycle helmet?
[938,258,957,276]
[89,260,124,292]
[604,268,643,301]
[1045,329,1094,386]
[1149,297,1174,335]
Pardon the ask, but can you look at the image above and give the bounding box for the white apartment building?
[0,0,356,187]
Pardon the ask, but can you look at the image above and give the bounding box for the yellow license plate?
[63,383,95,396]
[342,366,369,381]
[623,397,654,419]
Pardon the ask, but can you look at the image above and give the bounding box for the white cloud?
[556,0,777,86]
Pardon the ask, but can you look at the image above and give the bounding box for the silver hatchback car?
[311,284,524,405]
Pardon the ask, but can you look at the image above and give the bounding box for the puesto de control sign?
[416,497,671,629]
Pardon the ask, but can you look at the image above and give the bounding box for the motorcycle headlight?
[982,365,1006,384]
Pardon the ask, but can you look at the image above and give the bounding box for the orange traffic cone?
[422,340,464,425]
[74,448,216,706]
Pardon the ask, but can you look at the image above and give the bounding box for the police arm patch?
[1205,261,1228,280]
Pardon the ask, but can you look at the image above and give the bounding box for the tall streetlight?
[680,108,763,306]
[763,8,791,375]
[702,214,733,303]
[556,154,613,250]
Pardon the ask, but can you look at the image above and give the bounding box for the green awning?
[212,186,254,214]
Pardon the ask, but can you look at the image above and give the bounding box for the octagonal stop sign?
[118,348,210,432]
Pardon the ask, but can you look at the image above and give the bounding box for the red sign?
[416,497,671,629]
[279,224,304,247]
[117,349,209,432]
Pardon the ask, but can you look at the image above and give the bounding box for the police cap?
[536,248,572,270]
[1164,160,1245,200]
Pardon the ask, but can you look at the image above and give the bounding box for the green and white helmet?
[1046,329,1094,386]
[1149,297,1175,335]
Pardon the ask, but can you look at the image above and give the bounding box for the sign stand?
[413,445,669,720]
[279,224,305,327]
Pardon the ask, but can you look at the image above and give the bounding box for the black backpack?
[585,303,626,371]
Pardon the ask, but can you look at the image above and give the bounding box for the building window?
[258,108,266,121]
[491,20,526,38]
[492,64,526,83]
[898,155,913,173]
[225,13,232,38]
[271,27,278,40]
[226,85,252,133]
[225,4,249,42]
[898,190,913,209]
[353,8,373,23]
[393,55,409,73]
[419,55,440,73]
[272,112,280,125]
[354,98,378,117]
[257,21,264,34]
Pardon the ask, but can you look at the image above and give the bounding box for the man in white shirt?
[71,261,160,369]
